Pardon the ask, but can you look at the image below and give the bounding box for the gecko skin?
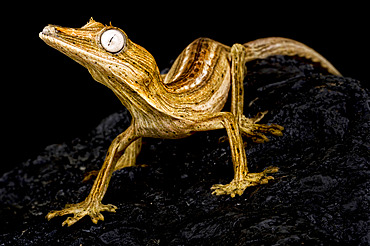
[39,18,341,226]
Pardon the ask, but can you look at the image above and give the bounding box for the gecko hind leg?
[228,43,283,143]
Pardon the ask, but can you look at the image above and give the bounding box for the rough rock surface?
[0,56,369,245]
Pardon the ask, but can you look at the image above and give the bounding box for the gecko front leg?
[195,113,278,197]
[204,44,284,197]
[46,125,139,226]
[83,138,143,182]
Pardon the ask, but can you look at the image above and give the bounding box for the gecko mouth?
[39,25,66,49]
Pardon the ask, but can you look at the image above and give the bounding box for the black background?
[1,3,367,174]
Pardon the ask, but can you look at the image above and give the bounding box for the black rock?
[1,55,369,245]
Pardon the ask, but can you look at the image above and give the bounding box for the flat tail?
[243,37,341,76]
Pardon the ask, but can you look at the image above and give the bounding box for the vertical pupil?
[108,35,115,46]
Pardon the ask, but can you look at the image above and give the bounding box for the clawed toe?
[268,124,284,136]
[101,204,117,212]
[62,215,85,227]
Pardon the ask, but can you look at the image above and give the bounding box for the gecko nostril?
[41,26,58,37]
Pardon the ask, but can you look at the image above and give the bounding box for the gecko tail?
[243,37,341,76]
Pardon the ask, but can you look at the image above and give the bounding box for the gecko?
[39,18,341,226]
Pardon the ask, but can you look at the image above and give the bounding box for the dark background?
[1,3,367,174]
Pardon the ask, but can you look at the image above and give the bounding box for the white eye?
[100,29,126,53]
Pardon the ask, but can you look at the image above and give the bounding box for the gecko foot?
[240,122,284,143]
[239,113,284,143]
[46,198,117,226]
[211,166,278,197]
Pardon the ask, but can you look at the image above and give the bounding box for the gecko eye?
[100,29,126,53]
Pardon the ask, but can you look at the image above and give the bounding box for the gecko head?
[39,18,161,92]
